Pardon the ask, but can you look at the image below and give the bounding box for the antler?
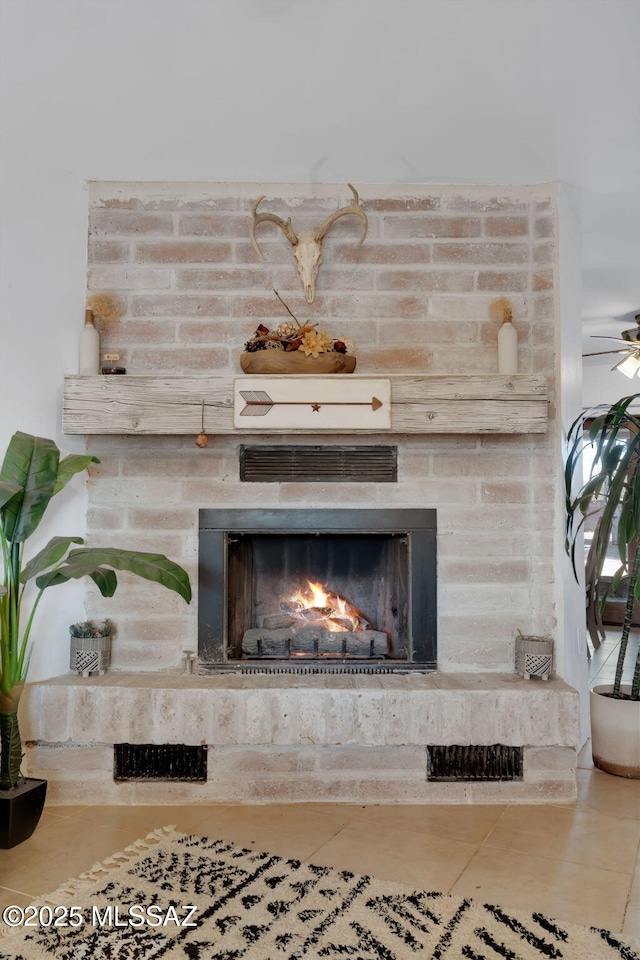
[315,184,368,245]
[250,195,299,260]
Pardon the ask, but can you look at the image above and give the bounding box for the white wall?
[557,185,590,741]
[583,356,640,410]
[0,0,611,684]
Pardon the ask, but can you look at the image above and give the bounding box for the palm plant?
[565,394,640,700]
[0,431,192,790]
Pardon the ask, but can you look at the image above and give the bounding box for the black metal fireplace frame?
[198,508,437,673]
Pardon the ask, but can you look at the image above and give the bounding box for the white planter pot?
[590,684,640,778]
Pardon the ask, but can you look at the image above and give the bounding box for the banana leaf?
[20,537,84,582]
[0,432,59,543]
[36,548,192,603]
[0,479,21,512]
[54,454,100,496]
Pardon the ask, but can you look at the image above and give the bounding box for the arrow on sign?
[238,390,274,416]
[239,390,383,417]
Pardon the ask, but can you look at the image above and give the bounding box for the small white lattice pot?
[70,634,111,678]
[515,634,554,681]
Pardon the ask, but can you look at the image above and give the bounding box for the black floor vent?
[114,744,207,782]
[240,445,397,483]
[427,745,523,782]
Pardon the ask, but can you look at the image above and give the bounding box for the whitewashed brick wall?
[84,182,558,675]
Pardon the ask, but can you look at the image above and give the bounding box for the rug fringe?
[51,824,179,898]
[0,825,179,939]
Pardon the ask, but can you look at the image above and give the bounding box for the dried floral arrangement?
[86,292,125,330]
[489,296,514,323]
[244,290,355,359]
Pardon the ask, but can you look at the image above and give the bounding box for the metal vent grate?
[114,744,207,782]
[427,745,523,782]
[240,445,397,483]
[202,662,436,675]
[238,663,401,675]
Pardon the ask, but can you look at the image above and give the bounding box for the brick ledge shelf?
[22,672,579,804]
[62,374,548,435]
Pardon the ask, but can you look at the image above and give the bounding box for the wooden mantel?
[62,374,548,436]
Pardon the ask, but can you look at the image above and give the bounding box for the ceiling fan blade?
[589,335,640,344]
[582,349,631,357]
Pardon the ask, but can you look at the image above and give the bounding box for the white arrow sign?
[239,390,384,417]
[234,378,391,431]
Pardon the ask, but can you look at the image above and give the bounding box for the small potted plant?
[69,618,116,677]
[0,431,192,846]
[514,630,554,680]
[565,394,640,777]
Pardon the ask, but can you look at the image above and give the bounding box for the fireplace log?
[298,606,332,623]
[278,601,370,632]
[242,627,389,658]
[281,600,303,614]
[325,614,354,631]
[261,613,297,629]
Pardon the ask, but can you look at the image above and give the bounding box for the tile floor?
[1,636,638,939]
[589,624,640,690]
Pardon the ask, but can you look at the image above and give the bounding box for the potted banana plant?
[565,395,640,777]
[0,431,192,846]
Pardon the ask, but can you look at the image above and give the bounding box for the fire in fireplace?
[198,509,437,673]
[242,578,389,660]
[289,580,369,632]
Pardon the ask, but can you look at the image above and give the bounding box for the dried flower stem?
[273,289,302,329]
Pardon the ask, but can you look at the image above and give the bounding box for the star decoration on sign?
[311,403,321,412]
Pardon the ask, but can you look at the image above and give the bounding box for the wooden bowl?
[239,351,357,375]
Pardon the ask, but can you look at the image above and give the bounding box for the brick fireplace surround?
[22,182,580,803]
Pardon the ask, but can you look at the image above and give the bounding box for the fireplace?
[198,508,437,672]
[22,182,583,804]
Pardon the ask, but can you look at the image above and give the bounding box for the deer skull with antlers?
[250,184,368,304]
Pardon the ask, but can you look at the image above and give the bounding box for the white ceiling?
[1,0,639,361]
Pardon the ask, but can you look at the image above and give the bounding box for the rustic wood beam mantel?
[62,374,548,436]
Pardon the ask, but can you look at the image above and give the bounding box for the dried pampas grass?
[489,296,513,323]
[86,292,125,329]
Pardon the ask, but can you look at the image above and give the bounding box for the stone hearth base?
[22,673,580,804]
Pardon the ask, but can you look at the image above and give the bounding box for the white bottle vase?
[497,319,517,374]
[79,308,100,375]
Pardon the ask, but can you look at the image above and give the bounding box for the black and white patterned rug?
[1,827,638,959]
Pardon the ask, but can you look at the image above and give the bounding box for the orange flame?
[289,580,365,632]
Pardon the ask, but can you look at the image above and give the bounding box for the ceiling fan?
[583,312,640,377]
